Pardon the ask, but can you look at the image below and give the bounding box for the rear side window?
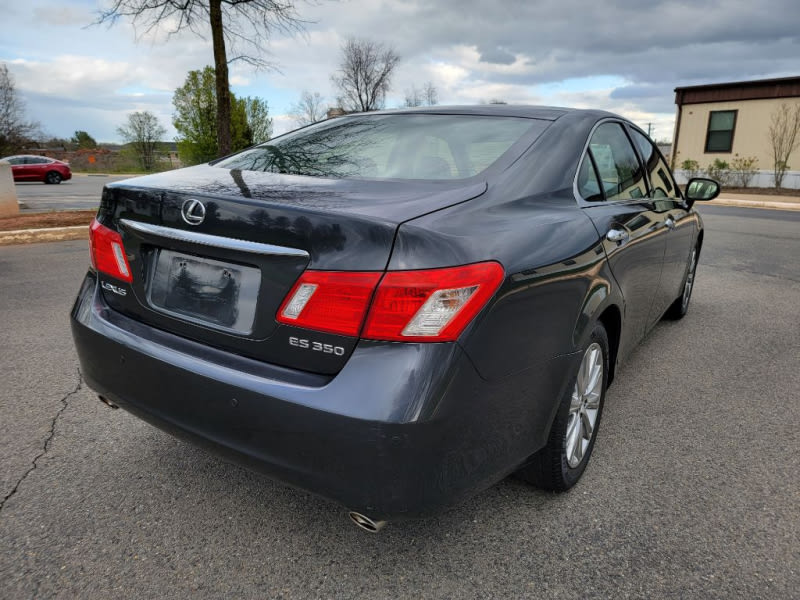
[577,155,603,202]
[587,123,647,202]
[217,114,548,180]
[630,128,679,198]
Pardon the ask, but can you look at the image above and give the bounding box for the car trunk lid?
[95,165,486,374]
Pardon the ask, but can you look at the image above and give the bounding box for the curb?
[72,173,141,178]
[709,198,800,211]
[0,225,88,246]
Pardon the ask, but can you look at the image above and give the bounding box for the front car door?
[17,156,40,181]
[627,126,699,327]
[576,121,670,362]
[29,156,51,180]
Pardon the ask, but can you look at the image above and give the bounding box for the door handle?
[664,216,676,230]
[606,228,629,243]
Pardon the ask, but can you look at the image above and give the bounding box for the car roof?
[8,155,57,160]
[341,104,620,122]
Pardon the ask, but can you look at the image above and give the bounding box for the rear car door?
[576,121,669,359]
[627,127,696,325]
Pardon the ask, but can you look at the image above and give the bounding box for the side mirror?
[685,177,721,202]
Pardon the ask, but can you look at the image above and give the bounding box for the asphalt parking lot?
[1,206,798,598]
[14,175,131,211]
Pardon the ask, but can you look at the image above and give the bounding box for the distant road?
[16,174,136,211]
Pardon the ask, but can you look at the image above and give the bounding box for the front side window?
[217,114,548,180]
[585,123,647,202]
[705,110,736,153]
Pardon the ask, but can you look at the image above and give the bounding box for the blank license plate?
[148,249,260,334]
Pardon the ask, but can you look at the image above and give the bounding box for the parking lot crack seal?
[0,369,82,516]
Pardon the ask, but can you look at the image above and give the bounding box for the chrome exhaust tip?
[98,395,118,409]
[348,511,387,533]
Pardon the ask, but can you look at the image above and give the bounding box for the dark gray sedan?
[71,106,719,531]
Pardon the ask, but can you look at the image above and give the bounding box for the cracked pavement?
[0,209,798,599]
[0,370,82,514]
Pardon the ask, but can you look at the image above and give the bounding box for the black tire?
[665,246,698,320]
[45,171,62,184]
[517,322,609,491]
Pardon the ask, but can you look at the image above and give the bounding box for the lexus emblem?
[181,199,206,226]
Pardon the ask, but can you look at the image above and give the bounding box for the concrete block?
[0,162,19,217]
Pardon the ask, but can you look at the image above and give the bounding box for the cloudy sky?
[2,0,798,143]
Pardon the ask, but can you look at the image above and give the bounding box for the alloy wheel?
[566,342,603,468]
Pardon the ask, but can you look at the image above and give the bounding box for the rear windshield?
[216,114,547,180]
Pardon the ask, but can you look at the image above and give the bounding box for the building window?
[705,110,737,153]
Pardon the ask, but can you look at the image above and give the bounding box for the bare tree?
[0,63,39,156]
[117,110,167,171]
[767,102,800,188]
[332,37,400,112]
[96,1,303,157]
[423,81,438,106]
[290,90,327,126]
[404,85,422,107]
[404,81,438,107]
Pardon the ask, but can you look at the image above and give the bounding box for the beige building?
[671,76,800,188]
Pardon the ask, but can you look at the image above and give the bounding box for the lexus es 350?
[71,106,720,531]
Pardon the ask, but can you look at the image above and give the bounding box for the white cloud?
[2,0,797,143]
[229,75,251,86]
[271,113,298,137]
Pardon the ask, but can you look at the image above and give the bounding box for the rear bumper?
[71,272,576,519]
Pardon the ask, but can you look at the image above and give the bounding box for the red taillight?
[276,271,382,336]
[277,262,504,342]
[363,262,504,342]
[89,218,132,283]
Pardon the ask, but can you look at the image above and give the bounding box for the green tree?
[241,96,273,144]
[96,0,302,158]
[71,130,98,149]
[117,111,166,171]
[173,67,218,165]
[173,67,271,164]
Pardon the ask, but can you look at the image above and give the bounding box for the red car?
[1,155,72,184]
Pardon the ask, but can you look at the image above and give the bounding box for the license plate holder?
[148,249,260,334]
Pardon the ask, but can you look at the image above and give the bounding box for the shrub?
[680,158,701,179]
[704,159,731,185]
[729,155,759,188]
